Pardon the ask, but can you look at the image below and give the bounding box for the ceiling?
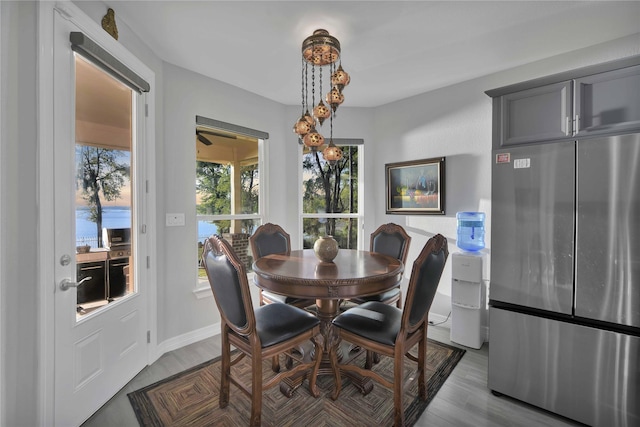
[108,1,639,108]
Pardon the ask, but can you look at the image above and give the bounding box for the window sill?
[193,285,212,299]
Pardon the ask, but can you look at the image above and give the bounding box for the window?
[195,123,264,285]
[301,142,363,249]
[74,54,136,315]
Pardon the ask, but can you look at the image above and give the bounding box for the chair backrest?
[401,234,449,331]
[202,235,255,336]
[249,223,291,260]
[370,223,411,265]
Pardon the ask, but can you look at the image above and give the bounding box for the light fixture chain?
[301,56,305,113]
[318,64,323,123]
[304,60,309,112]
[330,98,333,141]
[311,64,316,113]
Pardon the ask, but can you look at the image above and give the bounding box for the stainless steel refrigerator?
[489,133,640,426]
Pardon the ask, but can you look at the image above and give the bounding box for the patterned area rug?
[128,339,465,427]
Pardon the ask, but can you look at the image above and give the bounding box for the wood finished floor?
[82,323,584,427]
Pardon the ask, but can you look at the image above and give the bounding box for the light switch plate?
[166,213,185,226]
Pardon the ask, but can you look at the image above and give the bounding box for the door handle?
[59,276,92,291]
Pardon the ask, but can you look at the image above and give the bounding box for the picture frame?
[385,157,446,215]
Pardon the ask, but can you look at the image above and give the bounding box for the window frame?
[298,140,364,250]
[194,123,266,293]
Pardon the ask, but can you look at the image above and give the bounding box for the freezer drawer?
[489,307,640,426]
[491,142,575,314]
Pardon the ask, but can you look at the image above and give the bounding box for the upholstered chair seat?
[354,288,401,304]
[333,302,402,346]
[254,303,320,347]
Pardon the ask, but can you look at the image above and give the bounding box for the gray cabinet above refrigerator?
[488,57,640,149]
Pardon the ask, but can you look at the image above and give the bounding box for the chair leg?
[418,330,427,400]
[271,355,280,373]
[285,354,294,370]
[365,350,374,369]
[250,349,263,427]
[329,343,342,401]
[393,346,405,427]
[365,350,381,369]
[219,328,231,409]
[259,289,266,306]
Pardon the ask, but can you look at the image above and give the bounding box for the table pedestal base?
[279,299,374,397]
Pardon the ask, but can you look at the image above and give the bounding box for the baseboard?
[154,313,488,361]
[155,322,221,360]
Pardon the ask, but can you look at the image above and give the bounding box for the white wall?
[1,2,39,425]
[161,63,293,341]
[372,33,640,324]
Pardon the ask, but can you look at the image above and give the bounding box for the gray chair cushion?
[204,249,247,329]
[253,232,288,258]
[352,287,400,303]
[408,250,446,327]
[261,290,312,305]
[333,301,401,346]
[254,303,320,348]
[372,232,407,261]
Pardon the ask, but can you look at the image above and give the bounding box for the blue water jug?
[456,212,485,252]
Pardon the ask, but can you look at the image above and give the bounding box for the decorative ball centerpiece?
[313,235,339,263]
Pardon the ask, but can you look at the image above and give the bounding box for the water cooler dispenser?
[451,211,487,349]
[451,253,487,348]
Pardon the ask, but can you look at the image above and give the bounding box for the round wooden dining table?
[252,248,404,395]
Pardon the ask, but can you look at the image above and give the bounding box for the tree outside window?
[196,161,259,234]
[76,146,130,248]
[195,129,262,277]
[302,145,359,249]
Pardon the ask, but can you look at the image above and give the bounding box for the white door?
[52,10,149,426]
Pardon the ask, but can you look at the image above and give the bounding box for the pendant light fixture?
[293,29,350,165]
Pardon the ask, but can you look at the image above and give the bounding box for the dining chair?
[350,223,411,308]
[249,223,316,310]
[249,223,318,372]
[330,234,449,427]
[202,235,323,427]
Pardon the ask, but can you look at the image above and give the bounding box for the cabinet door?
[499,81,572,146]
[76,261,106,304]
[575,64,640,136]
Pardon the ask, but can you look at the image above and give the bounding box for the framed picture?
[385,157,446,215]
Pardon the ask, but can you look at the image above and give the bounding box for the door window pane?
[74,55,135,316]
